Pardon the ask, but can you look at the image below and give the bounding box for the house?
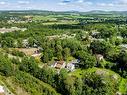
[66,59,80,72]
[66,63,75,72]
[96,54,104,61]
[53,61,66,70]
[0,86,5,95]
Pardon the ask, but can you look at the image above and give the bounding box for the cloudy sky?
[0,0,127,11]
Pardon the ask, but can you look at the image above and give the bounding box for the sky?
[0,0,127,11]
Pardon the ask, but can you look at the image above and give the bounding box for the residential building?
[53,61,66,70]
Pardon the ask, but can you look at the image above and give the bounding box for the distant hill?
[0,10,127,16]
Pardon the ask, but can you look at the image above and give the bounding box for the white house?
[66,63,75,72]
[66,59,80,72]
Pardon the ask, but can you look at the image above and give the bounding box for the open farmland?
[0,27,27,33]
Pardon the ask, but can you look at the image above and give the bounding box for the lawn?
[119,78,127,94]
[69,67,97,78]
[33,16,57,21]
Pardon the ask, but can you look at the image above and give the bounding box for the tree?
[63,48,70,61]
[56,45,63,60]
[19,57,38,76]
[28,37,34,47]
[105,47,120,62]
[90,40,111,55]
[57,69,69,95]
[64,76,76,95]
[82,73,117,95]
[41,51,49,63]
[98,26,116,38]
[75,78,83,95]
[76,51,97,69]
[118,50,127,70]
[57,51,63,61]
[1,37,15,47]
[109,37,122,46]
[0,55,13,76]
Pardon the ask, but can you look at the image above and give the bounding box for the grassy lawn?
[42,21,78,25]
[66,56,75,63]
[33,16,57,21]
[32,15,79,25]
[119,78,127,94]
[69,67,97,78]
[70,67,121,77]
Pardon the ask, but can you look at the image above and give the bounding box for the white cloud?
[58,2,67,5]
[0,1,6,5]
[17,1,30,4]
[97,3,114,7]
[84,1,93,5]
[119,0,127,4]
[114,0,127,6]
[77,0,84,3]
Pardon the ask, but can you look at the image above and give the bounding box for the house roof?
[55,64,62,69]
[55,61,65,69]
[57,61,65,65]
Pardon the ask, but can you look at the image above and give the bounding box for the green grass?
[69,67,97,78]
[32,15,79,25]
[42,21,78,25]
[33,16,57,21]
[66,56,75,63]
[119,78,127,94]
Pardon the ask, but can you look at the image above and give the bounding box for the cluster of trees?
[41,39,83,63]
[62,72,118,95]
[15,71,59,95]
[90,40,127,78]
[0,55,14,76]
